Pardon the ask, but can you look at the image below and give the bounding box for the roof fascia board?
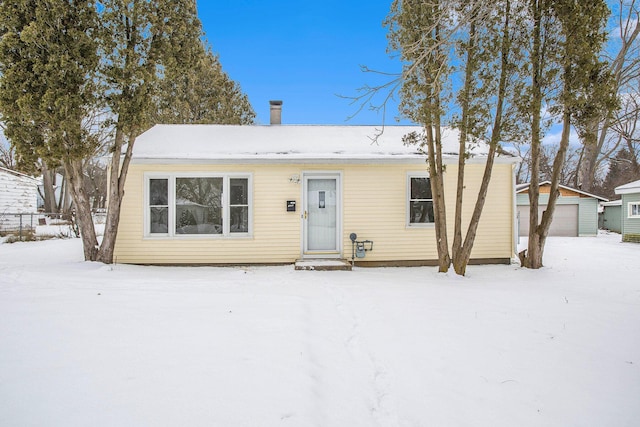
[516,180,608,201]
[130,155,519,166]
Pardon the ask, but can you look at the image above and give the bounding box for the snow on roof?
[0,166,39,183]
[516,181,608,201]
[615,179,640,195]
[132,124,505,163]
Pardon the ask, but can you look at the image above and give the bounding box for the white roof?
[132,124,512,164]
[0,166,39,183]
[615,179,640,195]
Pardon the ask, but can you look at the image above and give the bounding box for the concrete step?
[294,259,352,271]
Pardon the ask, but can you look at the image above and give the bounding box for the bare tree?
[575,0,640,192]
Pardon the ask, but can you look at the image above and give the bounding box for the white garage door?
[518,204,578,237]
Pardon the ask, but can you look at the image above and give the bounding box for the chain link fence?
[0,212,80,241]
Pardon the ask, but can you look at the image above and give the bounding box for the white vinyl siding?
[0,169,38,231]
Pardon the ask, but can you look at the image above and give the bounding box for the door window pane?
[307,179,337,250]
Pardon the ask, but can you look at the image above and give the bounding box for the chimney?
[269,100,283,125]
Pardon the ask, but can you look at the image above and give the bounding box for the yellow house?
[114,122,518,266]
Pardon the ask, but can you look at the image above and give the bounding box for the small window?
[629,202,640,218]
[229,178,249,233]
[149,179,168,234]
[409,176,434,224]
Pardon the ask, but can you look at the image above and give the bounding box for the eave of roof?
[615,179,640,195]
[516,181,608,201]
[0,166,39,182]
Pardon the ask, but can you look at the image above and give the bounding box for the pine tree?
[0,0,101,259]
[385,0,524,275]
[155,44,255,125]
[519,0,611,269]
[0,0,255,262]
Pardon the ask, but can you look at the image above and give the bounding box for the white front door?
[303,174,340,256]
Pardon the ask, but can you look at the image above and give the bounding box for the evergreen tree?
[0,0,101,258]
[155,44,255,125]
[385,0,524,275]
[519,0,611,269]
[0,0,255,262]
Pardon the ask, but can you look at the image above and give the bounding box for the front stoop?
[294,259,352,271]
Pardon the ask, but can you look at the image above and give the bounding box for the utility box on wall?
[286,200,296,212]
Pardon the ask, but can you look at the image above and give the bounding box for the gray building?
[599,200,622,233]
[615,179,640,243]
[517,181,607,237]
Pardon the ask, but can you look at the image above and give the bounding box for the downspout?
[512,163,518,258]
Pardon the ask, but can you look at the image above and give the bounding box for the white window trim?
[629,201,640,218]
[144,172,253,239]
[406,172,435,228]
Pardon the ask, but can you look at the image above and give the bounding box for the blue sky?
[196,1,409,126]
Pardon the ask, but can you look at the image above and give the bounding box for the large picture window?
[408,175,434,225]
[176,177,222,234]
[145,174,251,237]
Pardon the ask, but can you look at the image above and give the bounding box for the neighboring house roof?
[615,179,640,195]
[516,181,608,201]
[601,200,622,207]
[0,166,39,183]
[133,124,518,164]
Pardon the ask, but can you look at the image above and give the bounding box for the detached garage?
[517,181,607,237]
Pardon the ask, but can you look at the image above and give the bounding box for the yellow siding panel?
[114,162,515,264]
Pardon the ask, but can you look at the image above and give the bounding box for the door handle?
[303,210,308,219]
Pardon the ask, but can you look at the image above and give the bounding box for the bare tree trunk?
[577,120,600,191]
[452,18,477,268]
[628,139,640,176]
[97,128,136,264]
[61,174,73,215]
[527,110,571,267]
[453,0,511,276]
[520,0,544,269]
[426,121,451,272]
[64,159,99,261]
[41,161,57,214]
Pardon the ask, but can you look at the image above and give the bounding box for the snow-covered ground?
[1,233,638,427]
